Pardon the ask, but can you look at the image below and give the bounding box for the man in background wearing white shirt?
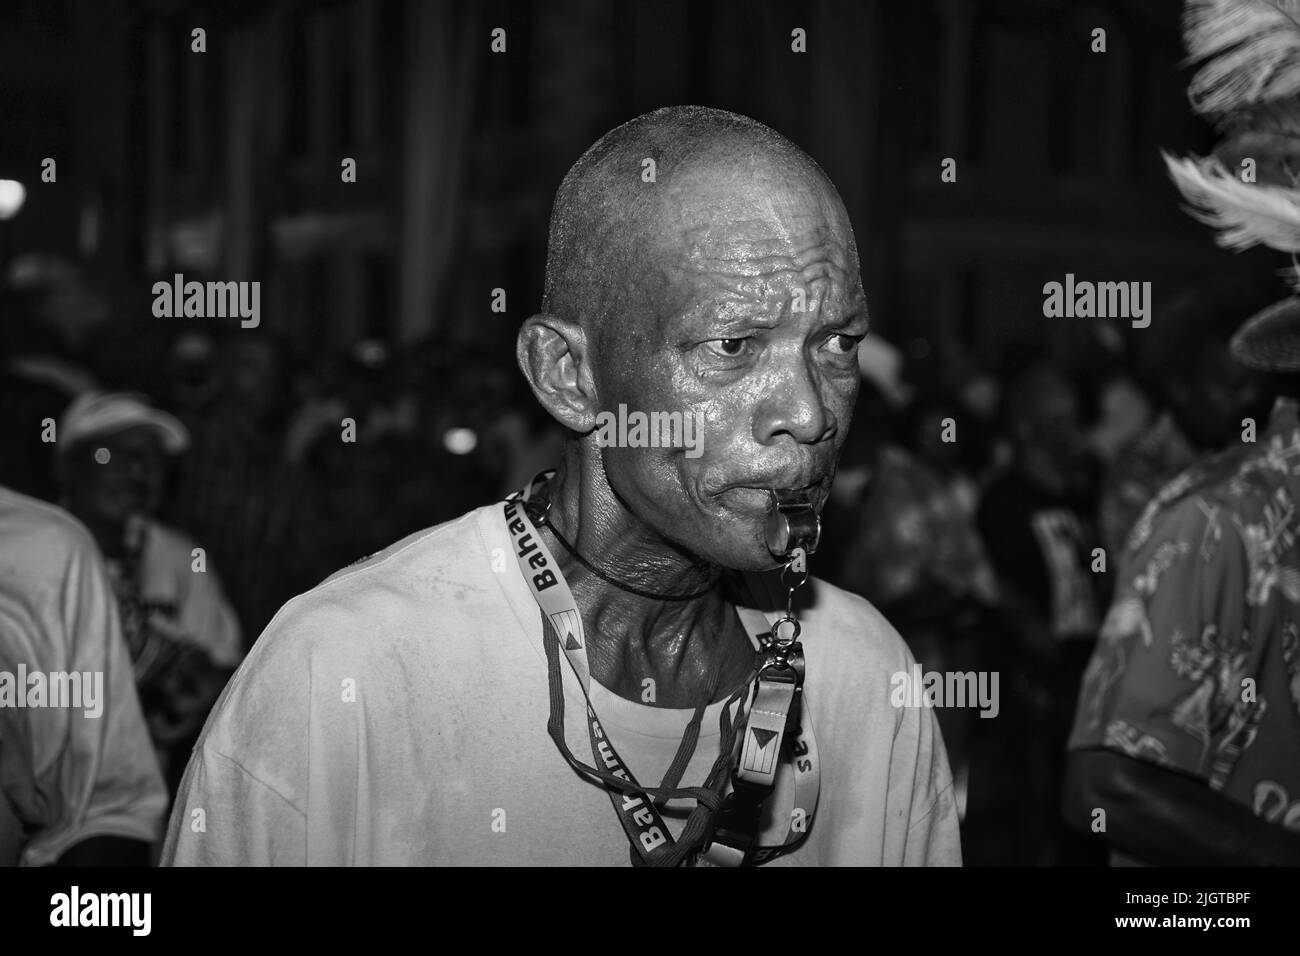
[0,486,166,865]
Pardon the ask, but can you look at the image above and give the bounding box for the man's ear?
[516,314,598,433]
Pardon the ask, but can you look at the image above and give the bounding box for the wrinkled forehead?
[637,158,861,319]
[660,155,854,256]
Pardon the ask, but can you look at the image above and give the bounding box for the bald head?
[520,105,866,570]
[542,106,850,337]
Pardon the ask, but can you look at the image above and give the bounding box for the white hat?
[58,391,190,455]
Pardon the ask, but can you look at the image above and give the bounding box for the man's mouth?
[717,481,823,513]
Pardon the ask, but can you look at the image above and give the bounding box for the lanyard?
[504,476,820,866]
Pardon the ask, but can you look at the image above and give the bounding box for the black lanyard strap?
[506,479,821,867]
[541,609,751,865]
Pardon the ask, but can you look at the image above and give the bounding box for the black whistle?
[764,489,821,560]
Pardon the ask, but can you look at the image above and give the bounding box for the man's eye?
[827,333,866,355]
[705,338,750,358]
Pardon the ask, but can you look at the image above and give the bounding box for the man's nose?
[753,356,834,446]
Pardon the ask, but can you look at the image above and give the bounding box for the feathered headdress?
[1166,0,1300,369]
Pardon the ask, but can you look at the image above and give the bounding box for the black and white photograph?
[0,0,1295,935]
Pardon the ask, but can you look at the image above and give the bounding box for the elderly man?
[163,106,960,866]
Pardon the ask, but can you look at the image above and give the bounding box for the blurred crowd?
[0,255,1291,864]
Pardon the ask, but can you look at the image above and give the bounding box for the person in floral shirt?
[1065,377,1300,865]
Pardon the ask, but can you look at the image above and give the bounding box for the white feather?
[1218,98,1300,134]
[1214,128,1300,186]
[1164,151,1300,251]
[1185,0,1300,114]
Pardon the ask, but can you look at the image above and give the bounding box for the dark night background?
[1,0,1292,866]
[1,0,1265,357]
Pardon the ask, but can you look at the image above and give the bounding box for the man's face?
[64,425,166,526]
[592,159,867,570]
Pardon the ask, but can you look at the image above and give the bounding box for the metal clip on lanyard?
[702,488,820,867]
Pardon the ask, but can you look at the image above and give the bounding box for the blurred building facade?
[1,0,1233,367]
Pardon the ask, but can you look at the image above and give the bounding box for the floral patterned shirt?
[1069,399,1300,836]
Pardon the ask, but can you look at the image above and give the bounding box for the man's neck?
[539,454,756,708]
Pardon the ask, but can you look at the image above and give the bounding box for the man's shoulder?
[236,505,502,666]
[794,579,923,751]
[319,503,499,589]
[801,576,912,676]
[0,487,100,581]
[1128,437,1296,552]
[197,505,509,753]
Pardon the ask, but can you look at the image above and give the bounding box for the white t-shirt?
[0,488,167,866]
[163,504,961,866]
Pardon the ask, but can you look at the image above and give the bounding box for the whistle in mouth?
[764,488,821,560]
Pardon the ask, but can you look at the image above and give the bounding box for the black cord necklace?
[530,504,719,603]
